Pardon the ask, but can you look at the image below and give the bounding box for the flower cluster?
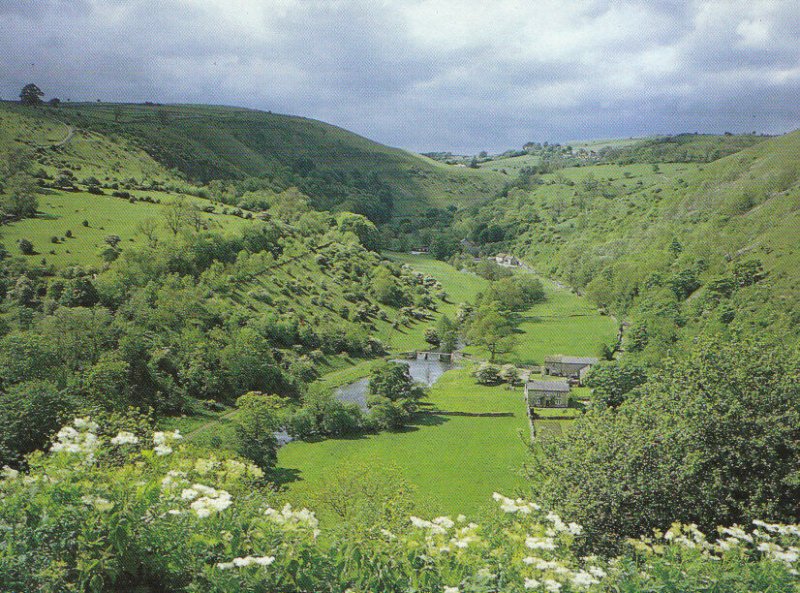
[179,483,232,518]
[493,492,540,514]
[264,503,319,531]
[50,418,100,461]
[631,520,800,575]
[110,431,139,446]
[216,555,275,570]
[152,430,182,456]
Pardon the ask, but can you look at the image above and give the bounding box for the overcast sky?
[2,0,800,153]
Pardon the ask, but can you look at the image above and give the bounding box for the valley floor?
[276,254,615,518]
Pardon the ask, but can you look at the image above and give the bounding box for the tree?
[423,327,440,348]
[337,212,379,251]
[233,392,284,469]
[467,303,516,361]
[2,173,39,218]
[0,380,73,467]
[473,362,502,385]
[436,315,459,353]
[17,238,34,255]
[162,196,190,236]
[533,337,800,553]
[582,361,647,408]
[367,361,425,430]
[19,83,44,106]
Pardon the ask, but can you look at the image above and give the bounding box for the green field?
[2,189,248,267]
[277,368,531,518]
[275,256,611,517]
[506,278,618,365]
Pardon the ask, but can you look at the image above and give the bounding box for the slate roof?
[525,380,571,393]
[544,355,599,365]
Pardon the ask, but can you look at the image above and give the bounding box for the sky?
[2,0,800,153]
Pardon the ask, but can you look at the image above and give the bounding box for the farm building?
[543,355,598,383]
[525,379,571,408]
[494,253,521,267]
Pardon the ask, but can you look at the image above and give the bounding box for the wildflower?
[443,587,459,593]
[433,516,455,529]
[217,555,275,569]
[264,503,319,529]
[81,495,114,512]
[588,566,606,579]
[524,578,541,589]
[570,570,599,588]
[110,431,139,446]
[567,522,583,536]
[526,536,556,550]
[544,579,562,592]
[1,466,19,480]
[154,445,173,456]
[161,470,188,489]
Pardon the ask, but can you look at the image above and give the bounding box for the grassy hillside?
[1,102,505,218]
[463,130,800,357]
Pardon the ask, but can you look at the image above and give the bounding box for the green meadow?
[275,255,612,516]
[2,189,248,267]
[277,368,531,519]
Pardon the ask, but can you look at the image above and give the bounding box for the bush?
[233,392,284,469]
[534,337,800,553]
[17,238,33,254]
[0,423,796,593]
[473,362,502,385]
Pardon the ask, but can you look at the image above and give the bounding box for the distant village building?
[543,355,598,384]
[493,253,521,267]
[410,246,430,254]
[460,238,480,256]
[525,379,571,408]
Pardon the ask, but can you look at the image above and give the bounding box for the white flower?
[216,562,235,570]
[571,571,599,588]
[544,579,562,592]
[433,516,455,529]
[181,488,199,500]
[524,578,541,589]
[526,536,556,550]
[1,466,19,480]
[443,586,459,593]
[110,431,140,446]
[588,566,606,578]
[154,445,173,456]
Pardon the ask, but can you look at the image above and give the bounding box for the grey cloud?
[1,0,799,153]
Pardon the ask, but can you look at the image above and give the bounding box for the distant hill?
[463,130,800,356]
[0,102,504,221]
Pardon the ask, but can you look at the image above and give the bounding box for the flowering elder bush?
[0,417,798,592]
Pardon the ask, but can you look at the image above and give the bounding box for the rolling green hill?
[462,130,800,358]
[1,102,505,220]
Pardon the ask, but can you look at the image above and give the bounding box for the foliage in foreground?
[0,417,797,592]
[533,336,800,553]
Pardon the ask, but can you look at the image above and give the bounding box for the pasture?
[277,368,531,519]
[2,189,248,267]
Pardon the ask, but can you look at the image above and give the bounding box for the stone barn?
[525,379,571,409]
[543,355,598,383]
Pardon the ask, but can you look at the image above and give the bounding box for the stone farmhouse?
[525,379,571,408]
[543,355,599,384]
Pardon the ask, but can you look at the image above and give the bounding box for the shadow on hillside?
[270,466,302,487]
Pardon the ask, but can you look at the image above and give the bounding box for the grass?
[380,252,490,352]
[277,368,531,518]
[2,102,506,215]
[1,189,248,267]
